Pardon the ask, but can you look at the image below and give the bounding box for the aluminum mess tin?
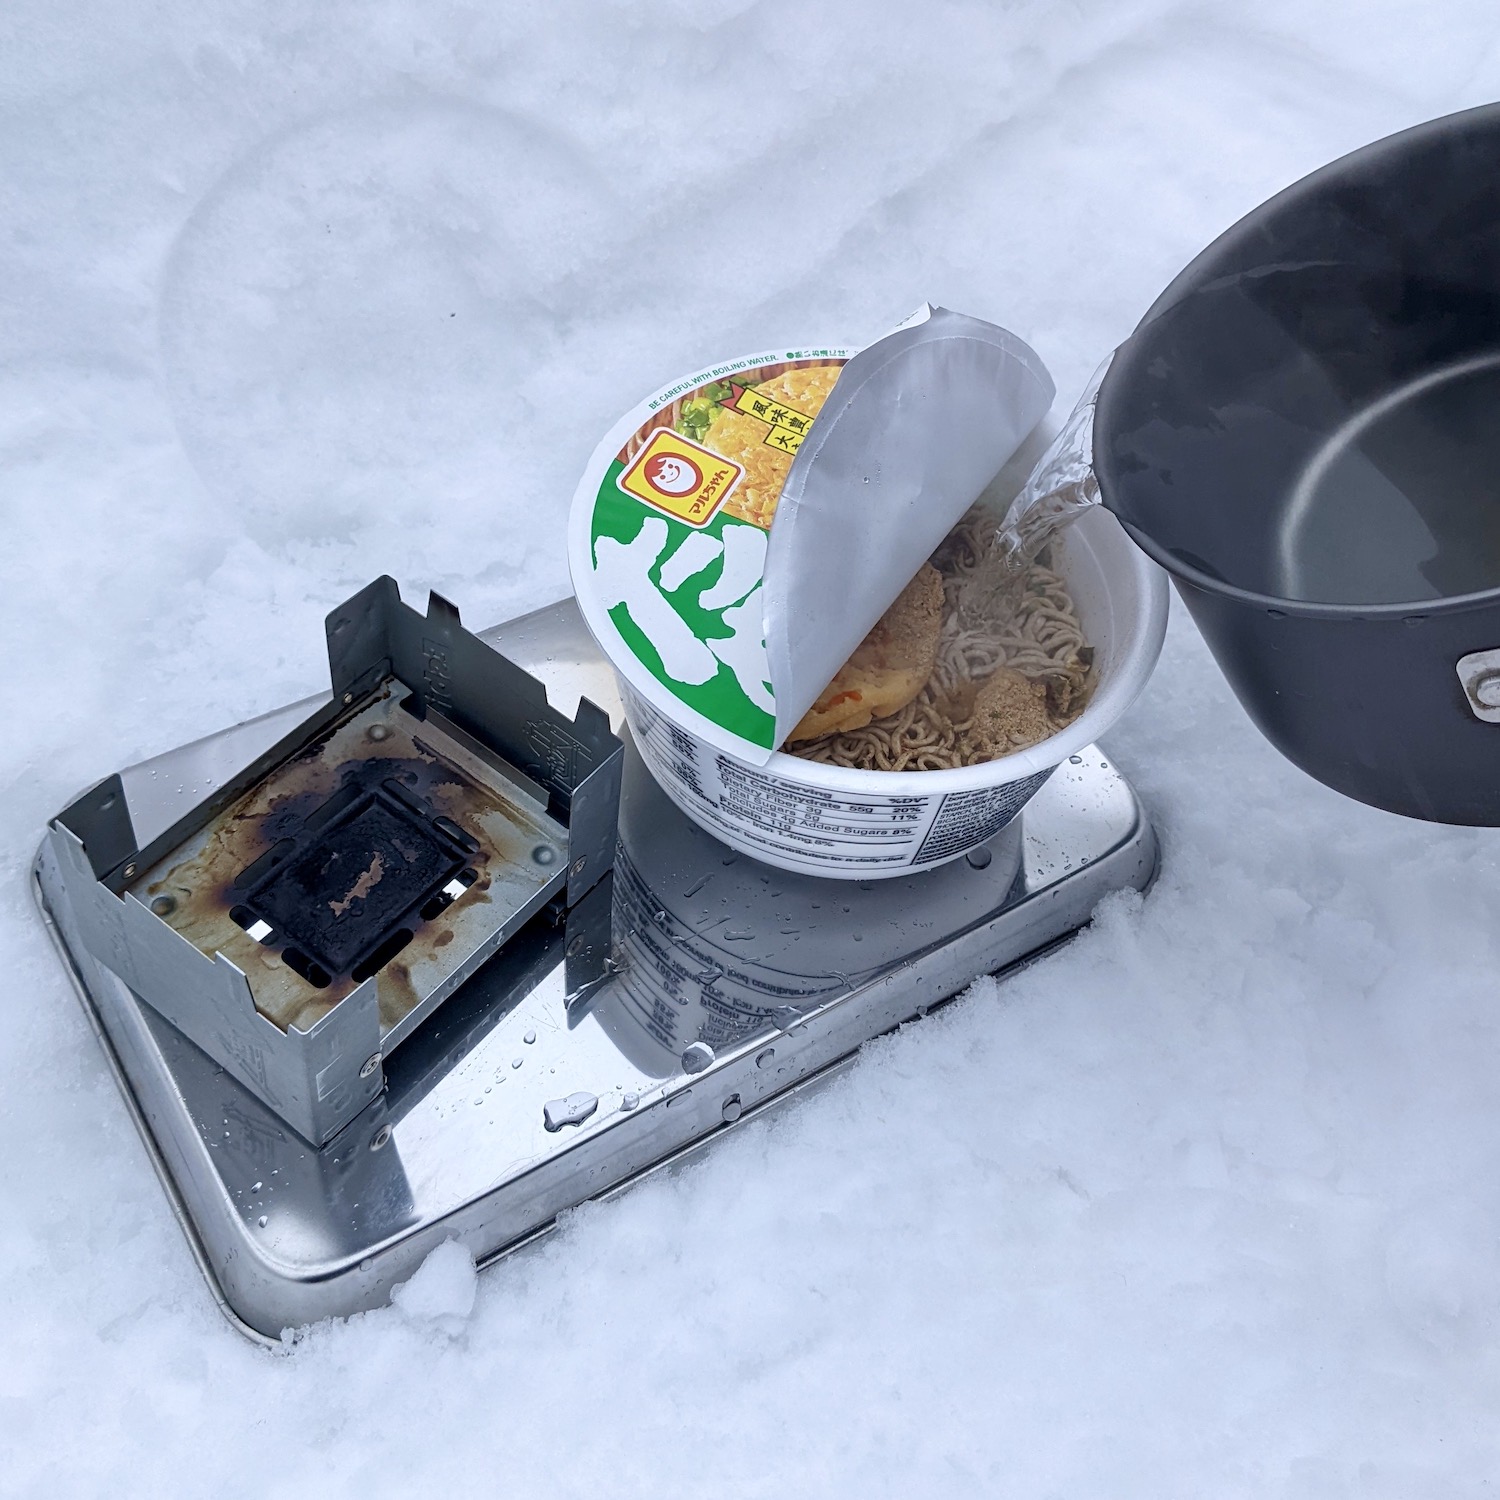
[620,505,1168,878]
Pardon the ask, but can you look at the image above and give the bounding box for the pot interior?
[1096,105,1500,610]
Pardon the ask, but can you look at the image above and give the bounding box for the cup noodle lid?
[568,307,1055,765]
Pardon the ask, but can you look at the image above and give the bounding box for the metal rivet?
[570,857,586,876]
[342,691,354,705]
[359,1052,382,1078]
[566,936,584,957]
[149,895,176,916]
[533,845,557,865]
[721,1094,743,1123]
[1475,672,1500,709]
[123,863,137,879]
[367,724,390,741]
[370,1125,391,1151]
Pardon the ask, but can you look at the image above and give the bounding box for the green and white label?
[591,479,777,749]
[571,348,852,761]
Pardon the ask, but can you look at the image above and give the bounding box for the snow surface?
[390,1241,478,1331]
[7,1,1500,1494]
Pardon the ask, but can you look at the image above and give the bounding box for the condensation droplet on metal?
[681,1041,715,1074]
[543,1092,599,1132]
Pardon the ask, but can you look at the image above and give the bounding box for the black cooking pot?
[1096,104,1500,824]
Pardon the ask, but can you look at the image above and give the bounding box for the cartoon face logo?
[616,425,744,527]
[644,453,702,497]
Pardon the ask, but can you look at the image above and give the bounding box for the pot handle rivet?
[1454,649,1500,721]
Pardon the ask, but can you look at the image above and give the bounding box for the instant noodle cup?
[568,308,1168,878]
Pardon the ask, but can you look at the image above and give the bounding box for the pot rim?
[1096,101,1500,623]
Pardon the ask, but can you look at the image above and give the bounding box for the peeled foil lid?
[764,305,1054,748]
[568,306,1054,765]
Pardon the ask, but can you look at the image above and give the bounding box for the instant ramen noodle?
[788,509,1095,772]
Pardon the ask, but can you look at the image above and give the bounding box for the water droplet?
[681,1041,715,1074]
[621,1091,640,1111]
[770,1006,803,1031]
[721,1094,743,1123]
[965,847,992,870]
[250,1181,262,1192]
[543,1092,599,1131]
[257,1216,268,1228]
[756,1047,775,1069]
[1068,754,1083,765]
[512,1058,523,1069]
[524,1029,536,1045]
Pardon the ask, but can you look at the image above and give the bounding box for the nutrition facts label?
[913,774,1051,865]
[629,694,1050,872]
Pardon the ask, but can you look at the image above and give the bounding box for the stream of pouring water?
[996,354,1112,572]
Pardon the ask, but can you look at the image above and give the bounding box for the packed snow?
[390,1240,478,1331]
[7,1,1500,1494]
